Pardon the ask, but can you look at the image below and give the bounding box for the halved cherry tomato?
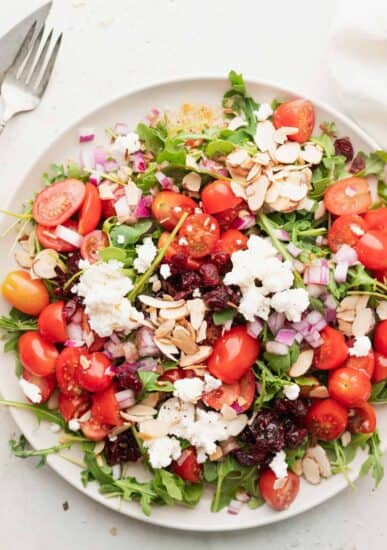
[76,352,114,392]
[178,214,220,258]
[327,214,368,252]
[56,347,84,396]
[171,447,203,483]
[306,398,348,441]
[348,402,377,434]
[328,367,371,407]
[32,179,86,227]
[58,392,91,421]
[364,207,387,231]
[208,326,260,384]
[80,230,109,263]
[201,180,242,215]
[151,191,196,230]
[273,99,315,143]
[344,350,375,379]
[372,353,387,383]
[215,229,248,255]
[37,220,78,252]
[313,327,348,370]
[81,416,109,441]
[213,203,246,232]
[78,182,102,235]
[92,385,122,426]
[238,369,256,412]
[374,320,387,356]
[101,185,126,219]
[324,177,371,216]
[19,331,58,376]
[159,368,195,383]
[202,381,240,411]
[259,469,300,511]
[38,301,67,343]
[157,232,202,271]
[2,270,49,315]
[356,231,387,270]
[22,368,56,403]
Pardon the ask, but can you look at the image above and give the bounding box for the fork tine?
[29,29,53,88]
[19,24,45,83]
[9,21,37,74]
[36,33,62,97]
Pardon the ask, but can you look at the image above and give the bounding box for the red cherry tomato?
[81,416,109,441]
[58,392,91,421]
[2,270,49,316]
[324,177,371,216]
[92,385,122,426]
[201,180,242,215]
[56,347,84,396]
[78,182,102,235]
[372,353,387,383]
[37,220,78,252]
[213,203,246,232]
[151,191,196,231]
[76,352,114,392]
[38,301,67,343]
[328,367,371,407]
[178,213,220,258]
[364,207,387,231]
[259,469,300,511]
[208,326,260,384]
[374,267,387,284]
[171,447,203,483]
[306,398,348,441]
[356,231,387,270]
[157,232,203,271]
[313,327,348,370]
[327,214,368,252]
[238,369,256,412]
[202,381,240,411]
[18,331,58,377]
[273,99,315,143]
[374,320,387,355]
[159,368,195,383]
[344,350,375,379]
[80,230,109,263]
[215,229,248,255]
[22,368,56,404]
[101,185,126,219]
[32,179,86,227]
[348,402,376,434]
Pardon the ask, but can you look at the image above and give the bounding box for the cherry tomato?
[372,353,387,383]
[78,182,102,235]
[178,214,220,258]
[328,367,371,407]
[313,327,348,370]
[157,232,203,271]
[159,368,195,383]
[364,207,387,231]
[348,402,376,434]
[151,191,196,231]
[259,469,300,511]
[201,180,242,215]
[374,267,387,284]
[202,381,240,411]
[327,214,368,252]
[92,385,122,426]
[18,331,58,376]
[306,398,348,440]
[80,230,109,263]
[32,179,86,227]
[58,392,91,421]
[356,231,387,270]
[81,311,107,352]
[81,416,109,441]
[238,369,256,412]
[324,177,371,216]
[56,347,84,396]
[36,220,78,252]
[38,301,67,343]
[76,352,114,392]
[101,185,126,219]
[208,326,260,384]
[273,99,315,143]
[215,229,248,255]
[2,270,49,316]
[22,368,56,404]
[344,350,375,379]
[374,320,387,355]
[171,447,203,483]
[213,203,246,232]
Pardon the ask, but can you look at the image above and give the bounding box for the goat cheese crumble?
[283,383,300,401]
[349,336,372,357]
[111,132,141,155]
[269,450,288,479]
[270,288,310,322]
[133,237,157,274]
[143,436,182,469]
[159,263,172,279]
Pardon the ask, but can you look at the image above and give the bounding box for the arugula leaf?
[10,434,72,468]
[157,138,186,166]
[41,162,88,186]
[370,381,387,403]
[286,440,308,467]
[359,431,384,487]
[205,139,235,158]
[135,164,159,192]
[254,361,291,407]
[98,246,129,263]
[136,123,165,154]
[0,308,38,332]
[222,70,259,138]
[110,220,153,247]
[212,308,236,326]
[138,371,175,394]
[263,342,300,376]
[0,400,67,429]
[311,134,335,157]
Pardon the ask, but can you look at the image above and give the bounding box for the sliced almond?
[109,423,132,437]
[306,445,331,478]
[253,152,271,166]
[182,172,201,192]
[154,338,179,359]
[274,142,301,164]
[140,392,161,408]
[309,385,329,399]
[254,120,276,152]
[230,180,247,199]
[246,163,261,183]
[221,404,237,420]
[314,201,326,220]
[138,419,171,439]
[196,320,207,343]
[125,404,157,416]
[338,319,353,337]
[302,456,321,484]
[338,295,360,312]
[338,310,356,322]
[376,301,387,321]
[180,345,213,367]
[246,175,270,211]
[355,295,369,313]
[227,148,249,167]
[171,325,198,354]
[159,305,189,321]
[15,247,34,269]
[300,144,323,164]
[31,249,59,279]
[209,446,224,461]
[155,319,175,338]
[341,431,352,448]
[226,414,248,436]
[186,299,206,330]
[352,308,374,337]
[94,441,105,455]
[288,349,314,377]
[273,126,298,144]
[138,295,185,309]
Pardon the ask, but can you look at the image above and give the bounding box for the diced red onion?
[65,322,84,346]
[63,299,77,320]
[228,499,243,515]
[295,332,304,343]
[199,157,228,177]
[155,171,174,189]
[145,108,160,123]
[325,308,336,323]
[333,244,358,266]
[104,159,119,172]
[324,294,337,310]
[137,358,158,372]
[275,329,297,346]
[80,149,94,169]
[122,341,139,363]
[79,127,95,143]
[231,401,244,414]
[292,319,309,335]
[266,341,289,355]
[306,311,324,325]
[304,259,329,285]
[109,333,121,345]
[235,491,251,503]
[307,284,326,298]
[55,225,83,247]
[293,259,305,273]
[114,196,131,221]
[135,327,160,358]
[89,175,100,186]
[104,340,125,358]
[246,319,263,338]
[231,214,256,231]
[267,312,285,335]
[334,262,349,283]
[273,229,290,241]
[114,122,129,136]
[287,242,302,257]
[304,331,324,348]
[314,318,327,332]
[95,162,105,173]
[135,197,151,219]
[316,236,328,246]
[94,146,108,166]
[119,361,139,374]
[132,151,146,173]
[115,389,136,409]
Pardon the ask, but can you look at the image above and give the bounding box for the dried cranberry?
[273,398,309,425]
[247,410,285,453]
[334,137,354,161]
[181,271,202,291]
[210,252,232,274]
[168,253,190,275]
[202,285,230,310]
[53,251,83,300]
[234,446,271,467]
[283,421,308,449]
[349,153,366,174]
[115,365,143,394]
[104,430,141,466]
[199,263,220,287]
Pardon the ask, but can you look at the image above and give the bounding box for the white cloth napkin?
[329,0,387,148]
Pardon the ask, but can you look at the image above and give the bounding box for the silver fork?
[0,21,62,134]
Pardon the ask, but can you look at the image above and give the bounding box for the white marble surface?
[0,1,386,549]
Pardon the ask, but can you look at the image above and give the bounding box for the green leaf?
[157,138,186,166]
[138,371,175,394]
[9,434,72,467]
[222,70,259,138]
[0,308,38,332]
[263,342,300,376]
[212,308,236,326]
[359,432,384,487]
[311,134,335,157]
[136,123,165,154]
[378,180,387,201]
[205,139,235,158]
[98,246,128,263]
[110,220,153,247]
[286,440,308,467]
[371,381,387,403]
[0,400,67,429]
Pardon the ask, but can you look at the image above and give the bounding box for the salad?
[1,71,387,517]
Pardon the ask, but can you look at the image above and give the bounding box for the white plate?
[0,76,385,532]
